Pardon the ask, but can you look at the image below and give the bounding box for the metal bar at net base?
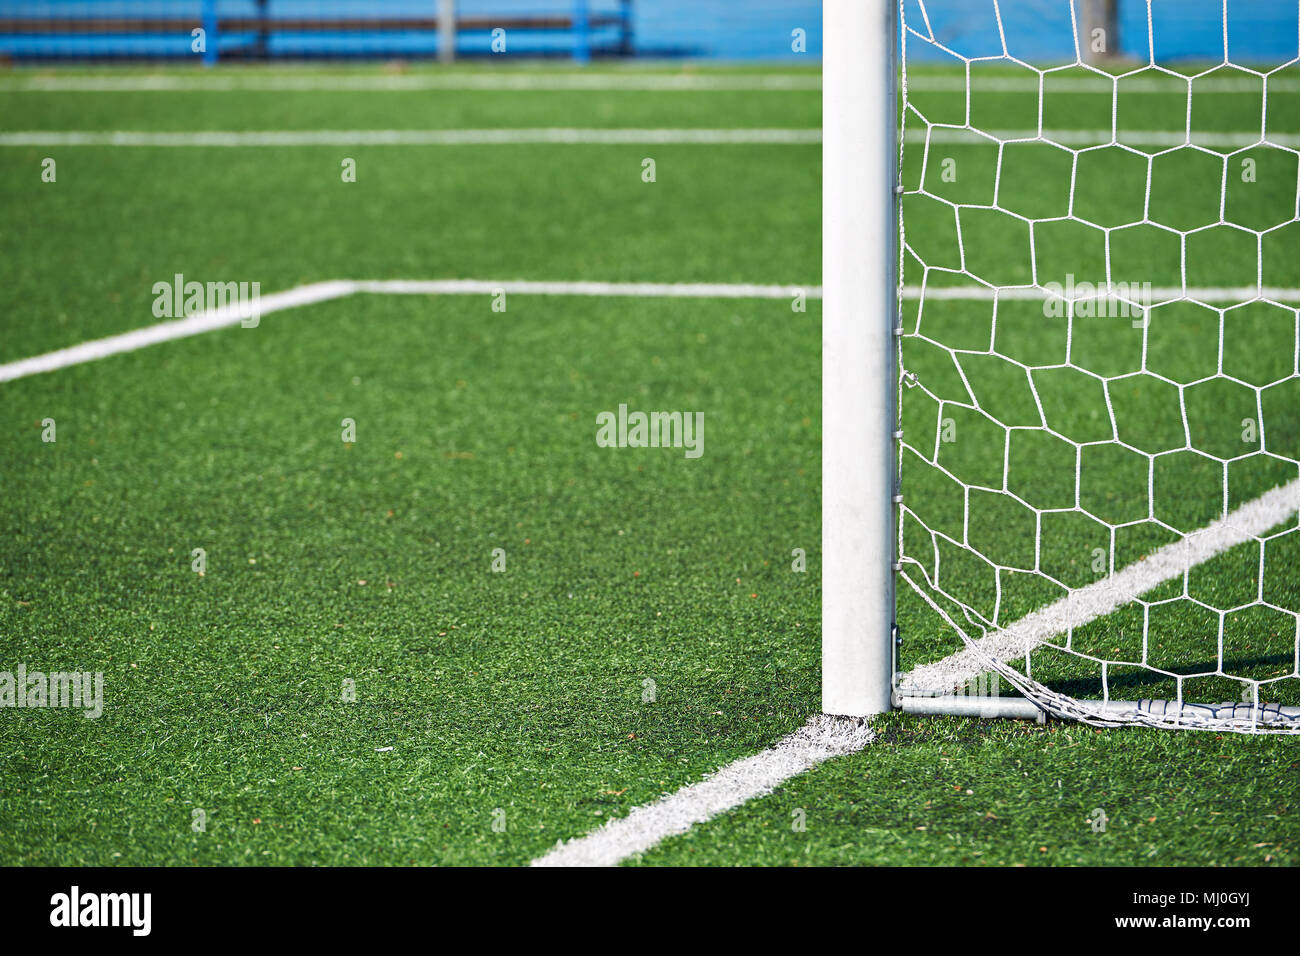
[900,694,1300,726]
[900,695,1046,722]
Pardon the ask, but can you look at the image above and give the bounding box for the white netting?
[895,0,1300,732]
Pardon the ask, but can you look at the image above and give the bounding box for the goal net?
[890,0,1300,732]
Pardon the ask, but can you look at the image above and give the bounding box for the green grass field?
[1,62,1297,867]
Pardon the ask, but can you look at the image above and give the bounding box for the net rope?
[896,0,1300,732]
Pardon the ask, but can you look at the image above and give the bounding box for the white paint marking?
[0,279,816,384]
[0,128,821,147]
[0,73,822,93]
[3,74,1290,96]
[0,281,356,383]
[530,715,874,867]
[8,278,1300,385]
[906,285,1300,304]
[906,75,1300,94]
[899,478,1300,694]
[528,475,1300,867]
[4,127,1290,149]
[910,128,1300,148]
[352,278,814,299]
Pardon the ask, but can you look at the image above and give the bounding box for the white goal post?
[822,0,898,718]
[822,0,1300,733]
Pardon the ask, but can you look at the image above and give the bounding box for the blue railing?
[900,0,1299,66]
[3,2,1297,65]
[0,1,635,61]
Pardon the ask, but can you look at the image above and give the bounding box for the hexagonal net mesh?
[894,0,1300,731]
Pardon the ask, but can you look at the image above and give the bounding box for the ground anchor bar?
[900,695,1300,725]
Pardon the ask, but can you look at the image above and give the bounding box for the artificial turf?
[0,63,1297,867]
[633,712,1300,866]
[0,290,822,865]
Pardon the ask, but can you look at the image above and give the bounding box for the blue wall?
[903,0,1300,66]
[633,1,820,59]
[2,1,1298,63]
[0,0,824,60]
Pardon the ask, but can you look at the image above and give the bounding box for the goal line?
[533,456,1300,864]
[898,478,1300,729]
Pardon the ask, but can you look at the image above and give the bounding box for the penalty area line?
[8,278,1300,384]
[0,279,817,384]
[352,278,816,299]
[0,280,356,383]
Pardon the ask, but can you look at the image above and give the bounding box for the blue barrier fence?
[0,1,821,61]
[0,2,1296,64]
[903,0,1300,66]
[0,1,636,61]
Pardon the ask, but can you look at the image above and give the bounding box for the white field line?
[0,279,816,383]
[0,73,822,93]
[7,278,1300,384]
[0,128,821,147]
[910,127,1300,148]
[532,475,1300,866]
[4,128,1293,149]
[0,280,356,383]
[907,75,1300,94]
[909,285,1300,303]
[900,478,1300,695]
[2,74,1292,95]
[353,278,815,299]
[530,715,874,867]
